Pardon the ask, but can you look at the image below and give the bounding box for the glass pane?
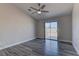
[45,22,57,40]
[45,23,51,39]
[50,22,57,40]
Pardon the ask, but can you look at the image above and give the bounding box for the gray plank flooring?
[0,39,78,56]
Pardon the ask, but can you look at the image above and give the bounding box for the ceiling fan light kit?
[28,3,49,15]
[37,11,41,14]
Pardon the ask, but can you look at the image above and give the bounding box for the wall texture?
[72,4,79,55]
[59,16,72,43]
[0,4,35,49]
[36,20,45,38]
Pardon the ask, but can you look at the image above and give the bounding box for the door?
[45,21,58,40]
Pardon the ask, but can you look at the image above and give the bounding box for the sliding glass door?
[45,21,57,40]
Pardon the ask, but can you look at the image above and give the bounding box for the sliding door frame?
[44,19,59,40]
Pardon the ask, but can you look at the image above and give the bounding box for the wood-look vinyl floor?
[0,39,78,56]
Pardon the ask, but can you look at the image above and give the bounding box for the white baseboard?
[37,38,72,43]
[73,42,79,55]
[0,38,34,50]
[59,40,72,43]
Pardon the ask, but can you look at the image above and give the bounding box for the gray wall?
[0,4,36,50]
[36,20,45,38]
[59,16,72,43]
[36,16,72,43]
[72,4,79,55]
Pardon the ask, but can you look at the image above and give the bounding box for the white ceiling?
[14,3,73,20]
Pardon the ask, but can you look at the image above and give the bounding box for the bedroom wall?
[36,20,45,38]
[0,4,36,49]
[72,4,79,55]
[59,16,72,43]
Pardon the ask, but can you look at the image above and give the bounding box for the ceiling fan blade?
[30,7,38,11]
[41,10,49,12]
[38,3,40,6]
[40,5,45,9]
[32,12,37,14]
[28,9,31,11]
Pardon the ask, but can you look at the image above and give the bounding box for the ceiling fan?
[28,3,49,14]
